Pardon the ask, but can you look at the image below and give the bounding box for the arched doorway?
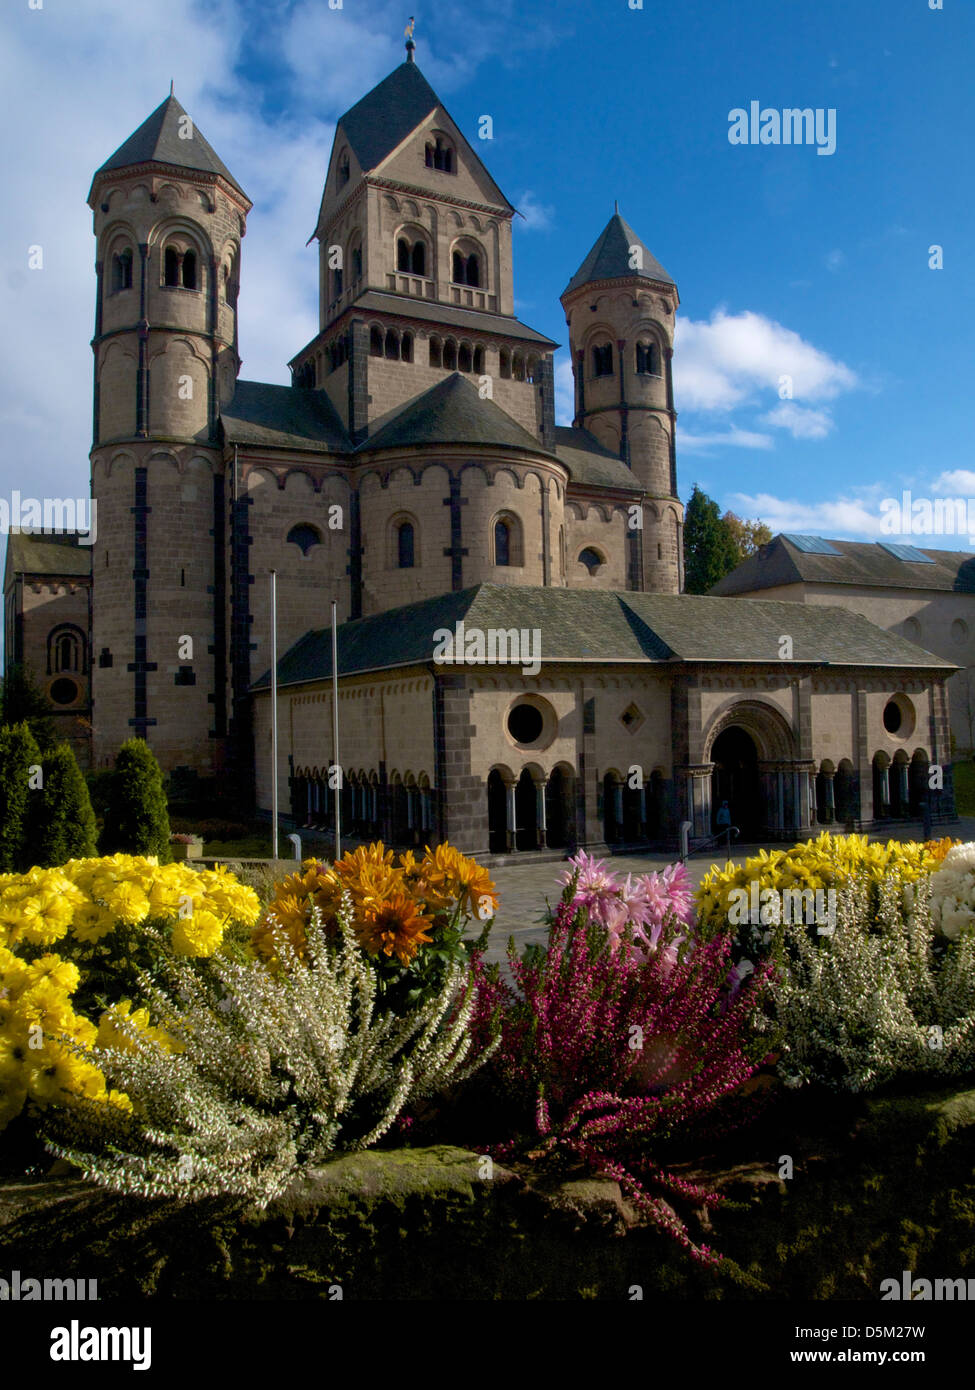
[487,769,509,854]
[545,765,574,849]
[622,781,643,841]
[833,759,857,824]
[710,726,761,837]
[515,768,539,850]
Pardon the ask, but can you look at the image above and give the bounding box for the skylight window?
[877,542,935,564]
[781,534,842,555]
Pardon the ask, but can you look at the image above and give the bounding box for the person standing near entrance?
[716,800,731,829]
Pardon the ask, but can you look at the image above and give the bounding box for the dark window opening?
[579,547,602,574]
[181,249,197,290]
[164,246,180,287]
[459,343,472,373]
[385,329,399,359]
[495,520,510,567]
[401,332,413,363]
[883,701,903,734]
[398,521,415,569]
[49,677,79,706]
[473,346,484,374]
[507,703,543,743]
[287,523,322,556]
[174,666,197,686]
[411,241,425,276]
[443,339,457,370]
[370,326,383,357]
[339,155,350,186]
[429,337,442,368]
[592,343,613,377]
[112,249,133,293]
[351,245,362,280]
[98,648,113,669]
[397,238,410,272]
[499,349,511,379]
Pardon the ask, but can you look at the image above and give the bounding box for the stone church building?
[2,41,956,854]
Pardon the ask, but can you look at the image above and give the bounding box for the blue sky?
[1,0,972,554]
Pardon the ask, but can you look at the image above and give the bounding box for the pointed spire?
[405,15,416,62]
[89,92,249,202]
[562,210,675,295]
[614,199,619,214]
[170,78,175,96]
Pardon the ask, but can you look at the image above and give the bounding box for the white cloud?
[674,308,857,414]
[933,470,975,495]
[725,491,890,537]
[761,402,834,439]
[514,191,554,232]
[678,426,774,453]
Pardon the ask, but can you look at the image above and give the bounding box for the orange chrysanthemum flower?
[353,894,434,967]
[419,844,498,919]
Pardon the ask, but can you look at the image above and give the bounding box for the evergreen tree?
[100,738,171,860]
[0,721,42,871]
[682,485,738,594]
[0,664,56,751]
[28,743,98,868]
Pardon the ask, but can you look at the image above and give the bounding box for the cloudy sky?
[1,0,971,559]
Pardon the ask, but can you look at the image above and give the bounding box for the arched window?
[181,250,197,290]
[579,547,603,574]
[111,248,133,293]
[331,265,343,301]
[287,524,321,556]
[339,153,350,186]
[48,625,85,676]
[499,348,511,379]
[351,243,363,282]
[473,345,484,374]
[401,332,414,363]
[397,237,410,272]
[459,342,472,373]
[451,249,482,286]
[411,241,425,276]
[592,343,614,377]
[526,356,538,384]
[164,246,180,287]
[636,342,659,375]
[385,328,400,360]
[512,354,525,382]
[398,521,415,569]
[494,518,511,567]
[370,326,383,357]
[443,339,457,370]
[429,336,442,368]
[466,253,480,288]
[425,136,454,172]
[452,250,464,283]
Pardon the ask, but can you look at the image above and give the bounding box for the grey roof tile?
[553,425,643,492]
[712,534,975,596]
[253,583,952,691]
[220,380,351,452]
[3,532,91,583]
[92,95,247,199]
[564,212,675,294]
[357,373,554,455]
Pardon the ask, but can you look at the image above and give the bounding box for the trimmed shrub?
[100,740,171,861]
[0,722,42,871]
[27,744,97,867]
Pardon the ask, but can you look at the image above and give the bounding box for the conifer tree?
[28,743,98,867]
[682,484,739,594]
[100,738,171,861]
[0,722,42,871]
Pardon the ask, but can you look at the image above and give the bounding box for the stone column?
[506,782,518,852]
[536,779,547,849]
[898,761,910,816]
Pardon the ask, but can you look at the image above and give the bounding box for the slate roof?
[553,426,643,492]
[90,95,248,200]
[252,584,952,691]
[357,374,555,455]
[711,535,975,597]
[220,381,351,453]
[347,291,557,347]
[564,212,675,295]
[3,532,92,586]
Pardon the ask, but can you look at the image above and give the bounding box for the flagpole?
[270,570,279,860]
[332,598,340,861]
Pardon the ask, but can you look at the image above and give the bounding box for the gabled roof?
[3,532,92,588]
[357,373,555,456]
[252,583,952,691]
[220,381,351,453]
[337,61,442,175]
[328,60,513,212]
[563,211,675,295]
[553,426,642,493]
[711,535,975,597]
[90,95,248,201]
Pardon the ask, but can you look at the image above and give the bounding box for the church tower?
[87,94,251,773]
[561,211,683,594]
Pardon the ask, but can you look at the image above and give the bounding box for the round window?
[882,694,915,740]
[49,677,79,706]
[507,703,543,743]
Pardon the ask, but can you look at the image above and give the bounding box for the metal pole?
[332,598,341,861]
[270,570,278,860]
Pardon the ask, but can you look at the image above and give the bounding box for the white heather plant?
[767,875,975,1093]
[43,893,494,1206]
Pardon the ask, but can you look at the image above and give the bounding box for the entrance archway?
[545,764,575,849]
[515,767,540,850]
[710,726,761,837]
[487,769,508,853]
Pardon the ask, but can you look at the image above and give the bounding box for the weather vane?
[405,16,416,61]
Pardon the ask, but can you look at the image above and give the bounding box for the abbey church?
[3,41,955,855]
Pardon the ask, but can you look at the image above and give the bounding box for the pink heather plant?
[470,872,767,1264]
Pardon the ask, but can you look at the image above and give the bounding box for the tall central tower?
[561,211,683,593]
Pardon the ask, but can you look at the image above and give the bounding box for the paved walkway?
[474,820,975,968]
